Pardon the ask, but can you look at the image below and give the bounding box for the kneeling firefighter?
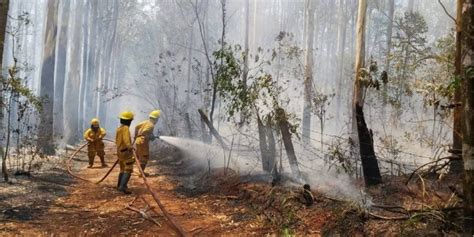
[116,111,135,194]
[134,110,161,177]
[83,118,107,168]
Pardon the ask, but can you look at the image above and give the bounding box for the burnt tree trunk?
[355,104,382,185]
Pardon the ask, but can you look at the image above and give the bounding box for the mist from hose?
[159,136,371,205]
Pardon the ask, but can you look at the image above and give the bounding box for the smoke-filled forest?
[0,0,473,235]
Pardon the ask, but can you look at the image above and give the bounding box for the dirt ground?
[0,142,465,236]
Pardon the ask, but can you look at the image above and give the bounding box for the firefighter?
[116,111,135,194]
[83,118,107,168]
[134,110,160,177]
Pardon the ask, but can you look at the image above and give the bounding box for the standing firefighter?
[116,111,135,194]
[134,110,160,177]
[83,118,107,168]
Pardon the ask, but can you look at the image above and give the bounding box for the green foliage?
[359,59,383,91]
[413,33,456,110]
[389,11,430,106]
[387,11,458,115]
[211,32,301,133]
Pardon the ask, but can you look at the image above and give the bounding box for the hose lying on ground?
[132,149,188,237]
[66,138,118,184]
[66,138,188,237]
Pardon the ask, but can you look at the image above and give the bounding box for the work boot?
[117,172,123,189]
[118,173,132,194]
[139,162,150,177]
[88,155,94,168]
[99,156,108,168]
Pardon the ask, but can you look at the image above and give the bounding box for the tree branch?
[437,0,456,23]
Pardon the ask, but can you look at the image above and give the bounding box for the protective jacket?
[84,128,106,152]
[116,125,134,173]
[134,120,155,158]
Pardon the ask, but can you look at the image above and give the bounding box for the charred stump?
[355,104,382,186]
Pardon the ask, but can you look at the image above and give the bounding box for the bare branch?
[437,0,456,23]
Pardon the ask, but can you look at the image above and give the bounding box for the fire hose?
[66,138,118,184]
[66,138,188,237]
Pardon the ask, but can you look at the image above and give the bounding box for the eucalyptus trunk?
[302,0,315,144]
[38,0,59,155]
[352,0,381,186]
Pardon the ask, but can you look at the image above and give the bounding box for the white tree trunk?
[302,0,315,143]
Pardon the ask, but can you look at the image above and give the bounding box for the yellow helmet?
[119,111,134,120]
[149,110,161,119]
[90,118,100,127]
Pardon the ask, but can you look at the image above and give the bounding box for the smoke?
[159,135,371,205]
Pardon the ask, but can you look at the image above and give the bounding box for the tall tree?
[53,0,70,138]
[302,0,315,143]
[384,0,395,72]
[408,0,415,12]
[451,0,464,173]
[98,0,119,129]
[63,0,84,144]
[0,0,8,67]
[242,0,250,88]
[336,0,347,114]
[462,1,474,234]
[383,0,395,106]
[352,0,382,186]
[0,0,10,182]
[38,0,59,155]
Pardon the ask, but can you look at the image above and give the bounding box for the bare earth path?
[0,143,280,236]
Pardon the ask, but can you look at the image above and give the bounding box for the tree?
[352,0,382,186]
[451,0,464,173]
[0,0,10,181]
[390,12,429,111]
[38,0,59,155]
[63,0,84,144]
[0,0,8,67]
[52,0,70,138]
[408,0,415,12]
[302,0,315,143]
[461,1,474,234]
[336,0,347,113]
[1,8,41,182]
[383,0,395,106]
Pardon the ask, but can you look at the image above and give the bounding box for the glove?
[149,133,160,141]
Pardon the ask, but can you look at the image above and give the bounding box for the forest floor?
[0,142,465,236]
